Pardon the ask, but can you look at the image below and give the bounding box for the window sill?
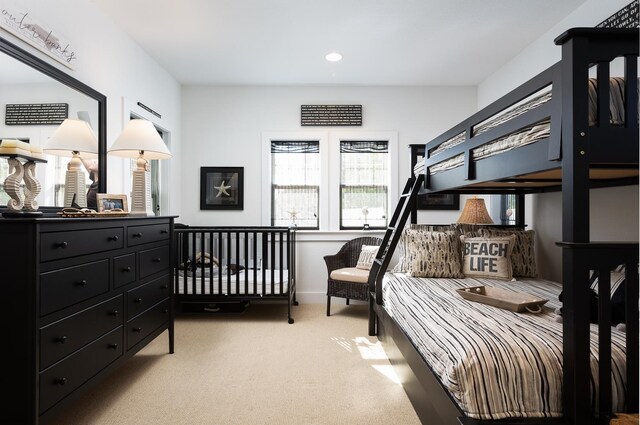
[294,229,386,242]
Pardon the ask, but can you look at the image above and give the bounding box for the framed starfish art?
[200,166,244,210]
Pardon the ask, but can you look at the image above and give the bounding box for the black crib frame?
[371,28,639,425]
[174,226,297,323]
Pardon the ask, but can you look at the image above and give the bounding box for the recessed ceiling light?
[325,52,343,62]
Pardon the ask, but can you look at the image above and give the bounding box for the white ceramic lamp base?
[130,157,154,216]
[64,154,87,208]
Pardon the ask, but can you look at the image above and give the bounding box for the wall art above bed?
[200,166,244,210]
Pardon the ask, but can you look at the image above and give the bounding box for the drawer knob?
[55,377,67,386]
[108,343,119,350]
[161,285,169,290]
[134,297,143,304]
[163,309,169,314]
[109,310,119,316]
[123,266,132,272]
[133,232,143,238]
[153,257,162,263]
[133,327,143,333]
[57,241,68,249]
[160,229,169,234]
[109,235,119,242]
[77,279,87,287]
[56,336,68,344]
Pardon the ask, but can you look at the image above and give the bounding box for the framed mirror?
[0,35,106,210]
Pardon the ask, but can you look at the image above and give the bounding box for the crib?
[174,226,297,323]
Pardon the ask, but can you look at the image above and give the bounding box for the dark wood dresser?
[0,215,175,424]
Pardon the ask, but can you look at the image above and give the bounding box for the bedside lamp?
[457,196,493,224]
[108,119,171,216]
[43,119,99,208]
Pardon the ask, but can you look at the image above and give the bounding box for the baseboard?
[296,291,368,305]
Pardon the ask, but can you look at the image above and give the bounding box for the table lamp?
[43,118,99,208]
[457,196,493,224]
[108,119,172,216]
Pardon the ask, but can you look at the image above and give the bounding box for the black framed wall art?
[417,193,460,210]
[200,167,244,210]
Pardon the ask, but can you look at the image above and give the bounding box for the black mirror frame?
[0,35,107,205]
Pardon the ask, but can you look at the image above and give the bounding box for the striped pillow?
[405,229,464,278]
[479,228,537,278]
[460,235,515,280]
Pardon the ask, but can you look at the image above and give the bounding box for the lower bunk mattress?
[381,273,627,420]
[176,268,290,296]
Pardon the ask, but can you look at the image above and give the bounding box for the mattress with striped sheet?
[381,273,627,420]
[176,267,290,296]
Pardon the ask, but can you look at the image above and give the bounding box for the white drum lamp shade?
[43,119,99,208]
[108,119,171,216]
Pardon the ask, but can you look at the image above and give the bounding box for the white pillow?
[460,235,515,280]
[356,245,379,270]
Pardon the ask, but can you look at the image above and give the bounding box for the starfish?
[213,180,231,197]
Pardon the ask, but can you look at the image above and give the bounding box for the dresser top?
[0,215,177,223]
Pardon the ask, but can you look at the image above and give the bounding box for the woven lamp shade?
[457,196,494,224]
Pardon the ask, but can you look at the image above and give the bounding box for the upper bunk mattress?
[382,273,627,420]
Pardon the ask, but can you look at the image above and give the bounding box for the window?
[499,194,517,225]
[340,141,388,230]
[270,141,320,229]
[262,131,397,232]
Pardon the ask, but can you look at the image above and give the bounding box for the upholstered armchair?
[323,236,382,316]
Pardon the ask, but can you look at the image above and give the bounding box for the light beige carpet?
[50,303,421,425]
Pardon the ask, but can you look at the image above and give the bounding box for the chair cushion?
[330,267,369,283]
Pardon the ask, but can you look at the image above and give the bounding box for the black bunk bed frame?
[369,28,639,425]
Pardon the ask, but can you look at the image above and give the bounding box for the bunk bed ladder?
[368,174,424,336]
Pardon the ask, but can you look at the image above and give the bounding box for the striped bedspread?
[382,273,627,420]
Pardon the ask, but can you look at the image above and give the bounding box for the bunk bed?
[369,28,639,425]
[174,226,297,323]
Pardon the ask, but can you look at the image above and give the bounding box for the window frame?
[338,140,390,230]
[270,140,321,229]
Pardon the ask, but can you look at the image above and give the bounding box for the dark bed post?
[557,30,592,425]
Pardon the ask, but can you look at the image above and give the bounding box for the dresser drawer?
[113,253,136,288]
[127,299,170,350]
[41,227,124,262]
[127,275,170,320]
[139,245,170,279]
[40,259,110,316]
[40,295,123,370]
[39,326,123,414]
[128,223,170,246]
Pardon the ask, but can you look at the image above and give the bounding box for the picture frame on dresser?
[96,193,128,212]
[200,166,244,210]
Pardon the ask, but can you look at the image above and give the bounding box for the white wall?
[181,85,477,301]
[477,0,639,281]
[478,0,632,108]
[0,0,182,215]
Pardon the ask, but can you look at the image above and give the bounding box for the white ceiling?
[91,0,586,86]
